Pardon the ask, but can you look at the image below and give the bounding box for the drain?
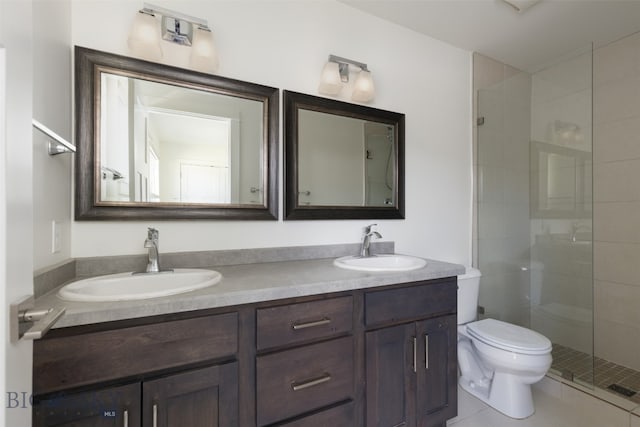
[607,383,637,397]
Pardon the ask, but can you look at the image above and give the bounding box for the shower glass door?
[529,47,594,387]
[474,46,594,388]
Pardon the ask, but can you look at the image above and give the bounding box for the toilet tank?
[457,267,482,325]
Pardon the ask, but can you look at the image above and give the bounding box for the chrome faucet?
[570,222,591,242]
[360,224,382,258]
[144,227,161,273]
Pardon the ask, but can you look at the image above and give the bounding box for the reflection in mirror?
[75,47,278,220]
[531,140,592,218]
[99,73,263,205]
[297,110,395,207]
[284,91,404,220]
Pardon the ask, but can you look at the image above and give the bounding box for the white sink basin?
[58,268,222,302]
[334,254,427,272]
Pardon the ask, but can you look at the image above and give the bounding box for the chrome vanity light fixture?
[128,3,218,73]
[318,54,375,102]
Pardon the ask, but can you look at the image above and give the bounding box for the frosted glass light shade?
[128,11,162,61]
[352,70,375,102]
[190,27,219,74]
[318,61,342,95]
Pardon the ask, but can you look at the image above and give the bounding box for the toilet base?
[459,372,535,419]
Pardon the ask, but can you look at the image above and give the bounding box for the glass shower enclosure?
[473,47,594,387]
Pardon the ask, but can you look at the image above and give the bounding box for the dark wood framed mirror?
[284,90,405,220]
[75,46,279,220]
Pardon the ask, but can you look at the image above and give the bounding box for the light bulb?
[190,27,218,74]
[352,70,375,102]
[318,61,342,95]
[127,11,162,61]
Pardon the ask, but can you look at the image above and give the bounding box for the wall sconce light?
[128,3,218,73]
[318,54,375,102]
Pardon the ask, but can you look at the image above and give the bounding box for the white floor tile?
[447,386,489,425]
[533,375,563,399]
[448,382,632,427]
[561,384,629,427]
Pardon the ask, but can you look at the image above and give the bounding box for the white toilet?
[457,267,552,419]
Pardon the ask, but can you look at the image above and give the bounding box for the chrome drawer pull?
[124,409,128,427]
[291,373,332,391]
[425,335,430,370]
[153,403,158,427]
[292,317,331,330]
[413,336,417,373]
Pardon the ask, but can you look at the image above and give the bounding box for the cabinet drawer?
[276,401,354,426]
[256,336,354,426]
[257,296,352,351]
[34,312,238,394]
[365,279,456,327]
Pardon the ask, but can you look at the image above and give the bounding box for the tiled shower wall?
[593,31,640,372]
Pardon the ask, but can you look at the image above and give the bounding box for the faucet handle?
[147,227,159,240]
[364,223,378,234]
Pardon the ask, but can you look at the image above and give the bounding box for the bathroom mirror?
[531,141,592,219]
[75,46,278,220]
[284,91,405,220]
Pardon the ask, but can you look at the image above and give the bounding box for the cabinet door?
[143,362,238,427]
[365,323,416,427]
[416,315,457,427]
[33,382,141,427]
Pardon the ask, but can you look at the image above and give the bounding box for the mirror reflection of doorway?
[180,161,230,203]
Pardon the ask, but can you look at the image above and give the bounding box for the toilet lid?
[466,319,552,355]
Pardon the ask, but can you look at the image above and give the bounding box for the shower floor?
[551,343,640,405]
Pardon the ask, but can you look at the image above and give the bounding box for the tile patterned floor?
[551,343,640,405]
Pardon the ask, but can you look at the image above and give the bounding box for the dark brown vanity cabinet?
[256,296,355,426]
[142,362,239,427]
[364,281,458,427]
[33,312,239,427]
[33,364,238,427]
[33,277,457,427]
[33,383,141,427]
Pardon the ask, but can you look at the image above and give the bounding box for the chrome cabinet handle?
[153,403,158,427]
[123,409,128,427]
[291,373,332,391]
[412,336,417,373]
[425,335,430,370]
[292,317,331,330]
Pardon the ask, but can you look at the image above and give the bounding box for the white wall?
[69,0,472,264]
[0,41,6,427]
[33,0,72,270]
[1,1,36,425]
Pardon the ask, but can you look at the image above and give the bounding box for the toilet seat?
[466,319,552,355]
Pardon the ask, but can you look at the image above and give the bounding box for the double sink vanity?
[30,46,463,426]
[31,243,462,427]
